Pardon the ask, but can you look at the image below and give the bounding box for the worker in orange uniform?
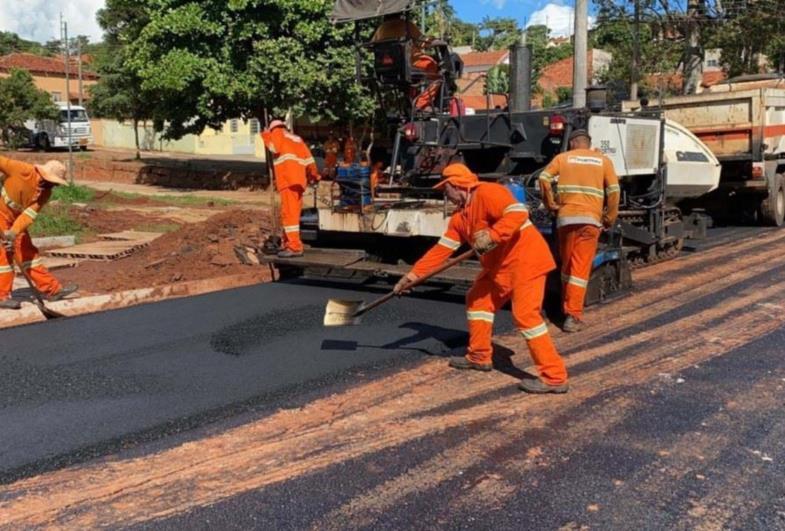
[371,13,441,110]
[539,129,620,333]
[0,157,78,310]
[394,163,569,394]
[323,131,340,177]
[343,133,357,165]
[261,120,320,258]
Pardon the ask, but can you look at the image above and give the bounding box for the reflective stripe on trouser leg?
[465,277,503,365]
[512,273,568,385]
[279,185,304,253]
[0,216,14,299]
[558,224,600,320]
[17,231,60,295]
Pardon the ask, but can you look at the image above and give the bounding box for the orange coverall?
[0,157,62,300]
[539,148,620,320]
[261,128,320,253]
[411,182,568,385]
[323,138,340,172]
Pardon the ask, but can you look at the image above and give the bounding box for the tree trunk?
[683,0,704,95]
[133,118,141,160]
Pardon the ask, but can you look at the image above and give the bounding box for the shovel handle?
[355,248,475,317]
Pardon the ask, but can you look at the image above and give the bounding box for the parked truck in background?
[25,102,93,151]
[624,77,785,226]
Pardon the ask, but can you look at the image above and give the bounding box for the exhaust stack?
[509,43,532,113]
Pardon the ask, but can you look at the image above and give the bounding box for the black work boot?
[448,356,493,372]
[518,378,569,394]
[46,284,79,302]
[277,249,304,258]
[562,315,584,333]
[0,299,21,310]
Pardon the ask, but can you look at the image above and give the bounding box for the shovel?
[2,240,65,320]
[324,248,475,326]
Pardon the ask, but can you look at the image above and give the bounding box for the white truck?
[25,102,93,151]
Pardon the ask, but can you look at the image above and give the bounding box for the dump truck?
[625,77,785,226]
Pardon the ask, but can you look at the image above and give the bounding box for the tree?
[474,17,520,51]
[0,69,58,148]
[0,31,47,56]
[715,0,785,75]
[117,0,374,140]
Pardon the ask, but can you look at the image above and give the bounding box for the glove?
[393,272,419,295]
[2,230,16,252]
[602,215,615,229]
[472,230,496,255]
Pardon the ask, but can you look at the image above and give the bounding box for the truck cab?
[26,103,93,151]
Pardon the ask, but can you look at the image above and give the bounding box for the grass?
[110,191,235,207]
[28,205,86,239]
[52,184,95,204]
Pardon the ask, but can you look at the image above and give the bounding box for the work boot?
[277,249,304,258]
[448,356,493,372]
[518,378,569,394]
[562,315,584,333]
[46,284,79,302]
[0,299,21,310]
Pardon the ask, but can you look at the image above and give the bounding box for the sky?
[0,0,584,45]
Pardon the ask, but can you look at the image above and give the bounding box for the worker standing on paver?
[261,120,320,258]
[539,129,620,333]
[394,163,569,394]
[0,156,78,310]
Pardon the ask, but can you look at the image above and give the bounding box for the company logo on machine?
[567,156,603,167]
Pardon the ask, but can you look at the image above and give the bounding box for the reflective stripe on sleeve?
[605,184,620,195]
[521,322,549,339]
[539,172,554,183]
[282,225,300,233]
[21,258,43,270]
[0,264,13,274]
[519,219,533,231]
[466,310,495,323]
[557,185,605,199]
[22,207,38,220]
[1,187,21,212]
[503,203,528,215]
[566,275,589,288]
[273,154,315,167]
[437,235,461,250]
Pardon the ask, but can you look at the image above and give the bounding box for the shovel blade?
[323,298,364,327]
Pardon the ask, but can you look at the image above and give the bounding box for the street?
[1,226,784,529]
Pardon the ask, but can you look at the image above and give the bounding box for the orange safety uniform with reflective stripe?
[410,182,567,385]
[539,148,620,320]
[323,138,340,171]
[0,156,62,299]
[261,128,320,253]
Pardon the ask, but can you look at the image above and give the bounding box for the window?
[706,59,719,67]
[249,118,260,135]
[230,119,239,133]
[59,109,89,122]
[51,92,62,102]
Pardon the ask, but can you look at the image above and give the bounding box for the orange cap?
[433,163,480,190]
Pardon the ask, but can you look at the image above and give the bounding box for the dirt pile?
[57,210,272,293]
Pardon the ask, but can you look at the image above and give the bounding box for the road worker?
[371,13,441,111]
[343,133,357,165]
[539,129,620,333]
[0,157,78,310]
[261,120,320,258]
[323,131,340,176]
[394,163,569,394]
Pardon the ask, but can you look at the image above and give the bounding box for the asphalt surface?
[0,281,511,481]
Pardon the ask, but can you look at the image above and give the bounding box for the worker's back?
[544,148,617,225]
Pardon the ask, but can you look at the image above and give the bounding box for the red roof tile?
[461,94,508,110]
[460,50,509,68]
[0,53,98,79]
[537,51,596,94]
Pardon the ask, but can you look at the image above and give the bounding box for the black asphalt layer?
[0,282,512,482]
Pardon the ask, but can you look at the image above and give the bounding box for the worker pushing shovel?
[0,156,78,313]
[325,163,569,394]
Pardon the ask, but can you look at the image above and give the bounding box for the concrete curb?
[0,273,265,329]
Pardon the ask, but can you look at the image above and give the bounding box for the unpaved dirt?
[56,210,272,294]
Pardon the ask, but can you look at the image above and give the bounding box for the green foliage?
[28,205,85,238]
[474,17,520,52]
[0,31,47,55]
[0,69,58,149]
[485,64,509,95]
[527,25,572,85]
[715,0,785,76]
[51,184,96,204]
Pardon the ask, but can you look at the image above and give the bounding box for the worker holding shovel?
[0,157,78,310]
[393,163,569,394]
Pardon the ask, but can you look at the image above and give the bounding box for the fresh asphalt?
[0,281,512,482]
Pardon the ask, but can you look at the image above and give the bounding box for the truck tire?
[38,134,51,151]
[760,174,785,227]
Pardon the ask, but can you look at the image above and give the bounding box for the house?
[536,49,612,105]
[456,49,510,110]
[0,52,98,104]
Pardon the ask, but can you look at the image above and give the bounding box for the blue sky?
[451,0,583,37]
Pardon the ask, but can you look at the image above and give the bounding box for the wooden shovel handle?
[355,248,475,317]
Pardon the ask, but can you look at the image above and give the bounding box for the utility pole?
[683,0,703,95]
[60,14,74,183]
[572,0,588,107]
[77,39,83,107]
[630,0,641,101]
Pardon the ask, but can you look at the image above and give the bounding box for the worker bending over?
[261,120,320,258]
[539,129,620,332]
[394,163,569,394]
[0,157,78,310]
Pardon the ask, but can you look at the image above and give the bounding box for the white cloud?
[0,0,105,44]
[525,2,596,38]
